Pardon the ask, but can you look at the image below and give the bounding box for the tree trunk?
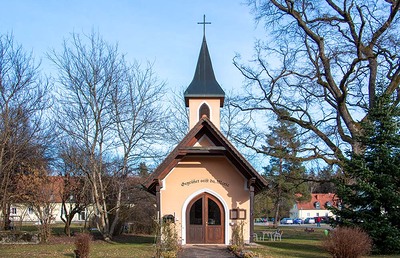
[64,220,71,237]
[273,201,280,228]
[99,176,111,240]
[1,158,11,231]
[109,184,122,236]
[92,173,111,240]
[1,203,10,230]
[63,212,76,237]
[273,157,284,227]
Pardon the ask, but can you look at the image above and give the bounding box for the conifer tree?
[333,95,400,254]
[263,113,310,225]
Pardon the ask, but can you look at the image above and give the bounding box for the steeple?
[184,16,225,130]
[184,36,225,107]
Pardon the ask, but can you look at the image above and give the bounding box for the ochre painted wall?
[188,99,221,129]
[160,156,251,245]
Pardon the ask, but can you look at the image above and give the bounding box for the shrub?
[322,226,372,258]
[241,250,262,258]
[228,245,240,253]
[37,221,52,243]
[74,233,92,258]
[160,250,177,258]
[231,221,245,250]
[154,220,181,258]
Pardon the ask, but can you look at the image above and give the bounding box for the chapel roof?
[184,36,225,107]
[144,116,268,195]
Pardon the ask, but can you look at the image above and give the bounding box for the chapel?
[145,22,267,245]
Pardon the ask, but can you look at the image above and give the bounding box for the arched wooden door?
[186,193,224,244]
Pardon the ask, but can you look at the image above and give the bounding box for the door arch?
[186,192,225,244]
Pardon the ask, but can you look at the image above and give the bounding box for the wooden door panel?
[188,225,204,243]
[206,196,224,244]
[206,226,223,243]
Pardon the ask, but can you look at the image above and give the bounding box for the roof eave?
[184,95,225,107]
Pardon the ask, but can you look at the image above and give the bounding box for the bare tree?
[161,88,189,146]
[109,61,165,236]
[233,0,400,166]
[49,31,124,240]
[49,31,165,240]
[0,34,51,230]
[221,95,248,140]
[56,144,92,236]
[16,168,56,243]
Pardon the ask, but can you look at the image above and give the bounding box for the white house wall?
[4,203,93,224]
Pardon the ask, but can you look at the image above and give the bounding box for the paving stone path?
[177,244,236,258]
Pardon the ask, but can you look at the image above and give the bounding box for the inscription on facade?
[181,178,230,187]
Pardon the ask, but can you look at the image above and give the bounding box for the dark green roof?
[184,36,225,107]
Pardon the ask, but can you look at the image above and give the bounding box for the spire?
[184,34,225,107]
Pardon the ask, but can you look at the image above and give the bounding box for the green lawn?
[249,225,330,258]
[251,225,400,258]
[1,224,156,257]
[1,224,400,258]
[0,235,155,258]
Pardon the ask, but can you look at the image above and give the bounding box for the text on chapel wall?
[181,178,229,187]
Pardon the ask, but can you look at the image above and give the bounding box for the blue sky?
[0,0,263,93]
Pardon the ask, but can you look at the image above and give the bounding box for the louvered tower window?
[199,103,210,119]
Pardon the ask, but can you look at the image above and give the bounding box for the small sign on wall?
[230,209,246,220]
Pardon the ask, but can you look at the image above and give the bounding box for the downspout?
[248,178,256,243]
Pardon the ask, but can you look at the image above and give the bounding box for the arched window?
[199,103,210,119]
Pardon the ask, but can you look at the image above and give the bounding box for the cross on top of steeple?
[197,14,211,37]
[184,14,225,111]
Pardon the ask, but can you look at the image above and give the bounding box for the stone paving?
[177,244,236,258]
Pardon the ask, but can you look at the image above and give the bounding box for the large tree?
[234,0,400,165]
[333,95,400,254]
[49,31,165,240]
[0,34,51,230]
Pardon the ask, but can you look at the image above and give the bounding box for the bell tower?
[184,15,225,130]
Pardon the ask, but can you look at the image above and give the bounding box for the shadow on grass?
[111,234,154,244]
[60,234,155,257]
[86,233,155,245]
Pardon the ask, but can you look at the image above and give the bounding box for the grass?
[1,224,400,257]
[250,225,330,258]
[1,223,156,257]
[0,234,156,258]
[251,225,400,258]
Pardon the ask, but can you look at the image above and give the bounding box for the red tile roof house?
[6,176,90,225]
[4,174,147,232]
[289,193,338,221]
